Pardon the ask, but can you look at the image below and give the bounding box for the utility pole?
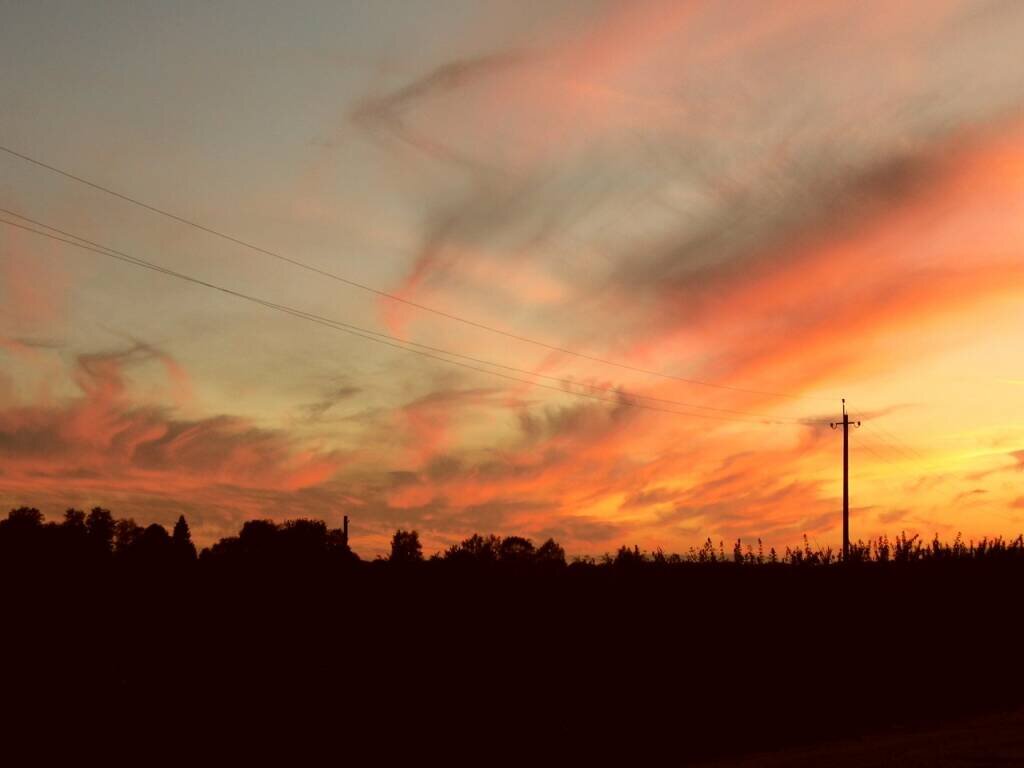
[831,399,860,561]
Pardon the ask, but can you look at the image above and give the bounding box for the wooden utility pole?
[831,399,860,561]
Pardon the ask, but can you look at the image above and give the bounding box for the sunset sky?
[1,0,1023,556]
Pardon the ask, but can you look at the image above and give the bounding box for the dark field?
[5,507,1024,761]
[707,707,1024,767]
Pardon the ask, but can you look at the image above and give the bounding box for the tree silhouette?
[57,508,90,561]
[613,545,645,568]
[280,518,329,555]
[239,519,279,554]
[535,538,566,567]
[172,515,197,561]
[85,507,116,554]
[327,524,358,563]
[0,507,46,562]
[445,533,501,565]
[499,536,535,564]
[114,518,143,554]
[201,517,359,568]
[3,506,43,530]
[390,529,423,563]
[63,508,86,531]
[135,523,173,564]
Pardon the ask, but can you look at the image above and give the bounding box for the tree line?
[6,504,1024,762]
[4,504,1024,570]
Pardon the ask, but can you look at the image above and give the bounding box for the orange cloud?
[618,121,1024,403]
[0,344,347,539]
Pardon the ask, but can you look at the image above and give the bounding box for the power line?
[0,206,816,424]
[861,425,916,464]
[860,435,908,466]
[864,420,927,463]
[0,212,818,427]
[848,410,925,464]
[858,440,898,468]
[0,142,835,403]
[848,417,909,464]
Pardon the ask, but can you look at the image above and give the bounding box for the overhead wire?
[0,206,821,423]
[0,211,824,427]
[856,440,900,474]
[861,426,916,464]
[0,142,837,403]
[848,409,925,464]
[844,406,932,485]
[865,420,927,463]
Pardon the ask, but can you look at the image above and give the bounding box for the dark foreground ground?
[7,557,1024,761]
[707,706,1024,767]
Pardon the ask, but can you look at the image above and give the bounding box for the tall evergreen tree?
[172,515,197,561]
